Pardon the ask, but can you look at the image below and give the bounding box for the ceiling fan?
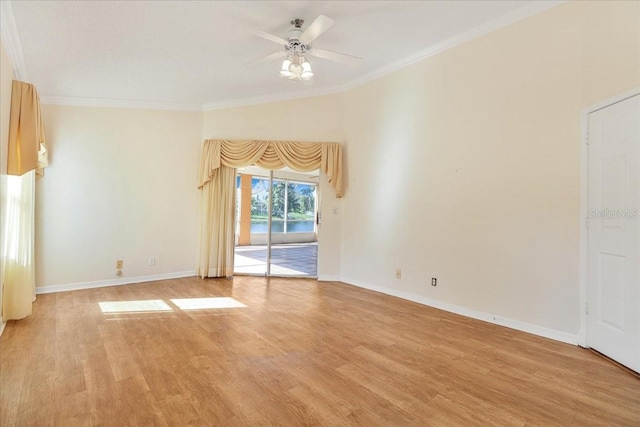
[244,15,363,82]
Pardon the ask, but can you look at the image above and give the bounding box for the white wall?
[0,40,16,325]
[0,41,13,183]
[202,94,344,278]
[340,1,640,337]
[36,106,203,288]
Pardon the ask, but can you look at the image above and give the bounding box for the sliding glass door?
[233,172,269,275]
[234,166,318,277]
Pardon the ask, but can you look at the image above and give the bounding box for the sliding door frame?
[234,168,318,278]
[266,170,273,277]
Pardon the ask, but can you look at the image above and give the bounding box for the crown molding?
[0,0,28,81]
[342,0,565,92]
[204,0,564,110]
[202,83,345,111]
[40,95,203,112]
[31,0,563,112]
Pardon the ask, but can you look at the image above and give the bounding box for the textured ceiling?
[4,1,559,109]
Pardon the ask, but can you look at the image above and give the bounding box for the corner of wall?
[340,276,579,345]
[1,39,17,331]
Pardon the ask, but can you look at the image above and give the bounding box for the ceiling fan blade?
[246,27,288,46]
[309,48,363,66]
[299,15,334,45]
[242,50,287,68]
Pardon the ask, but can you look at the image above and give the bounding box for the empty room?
[1,0,639,425]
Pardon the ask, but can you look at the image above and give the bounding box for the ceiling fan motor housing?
[286,18,308,50]
[285,40,308,55]
[245,14,361,80]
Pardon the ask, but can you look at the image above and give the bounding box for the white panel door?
[587,94,640,372]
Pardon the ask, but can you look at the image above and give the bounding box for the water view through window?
[249,220,314,233]
[245,177,316,233]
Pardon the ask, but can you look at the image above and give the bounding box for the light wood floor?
[1,277,639,426]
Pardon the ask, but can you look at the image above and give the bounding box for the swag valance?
[198,139,343,197]
[8,80,48,176]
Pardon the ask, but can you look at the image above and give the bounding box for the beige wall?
[0,41,16,322]
[580,1,640,107]
[36,105,203,287]
[18,0,639,339]
[340,0,639,336]
[36,94,344,287]
[202,94,345,278]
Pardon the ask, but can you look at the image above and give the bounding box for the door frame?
[578,87,640,347]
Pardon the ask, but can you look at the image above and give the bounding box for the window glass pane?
[287,182,316,233]
[250,177,270,233]
[270,179,285,233]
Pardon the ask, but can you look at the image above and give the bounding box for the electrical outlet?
[431,278,437,286]
[148,257,155,266]
[396,269,401,279]
[116,259,123,269]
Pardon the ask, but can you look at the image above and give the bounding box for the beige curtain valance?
[198,139,343,197]
[7,80,48,176]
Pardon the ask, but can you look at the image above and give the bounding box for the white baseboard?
[317,275,341,282]
[0,321,6,337]
[36,271,196,295]
[577,328,586,348]
[340,276,578,346]
[32,272,578,345]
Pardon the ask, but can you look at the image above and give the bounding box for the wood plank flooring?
[1,276,639,426]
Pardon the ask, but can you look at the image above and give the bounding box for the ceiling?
[2,1,559,110]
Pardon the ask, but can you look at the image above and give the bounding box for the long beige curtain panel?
[197,166,237,279]
[7,80,49,176]
[2,80,48,321]
[196,139,344,278]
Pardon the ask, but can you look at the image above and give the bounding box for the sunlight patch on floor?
[99,300,172,313]
[99,297,248,314]
[170,297,247,310]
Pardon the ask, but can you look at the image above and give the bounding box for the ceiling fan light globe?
[300,60,313,80]
[279,59,292,76]
[288,63,303,77]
